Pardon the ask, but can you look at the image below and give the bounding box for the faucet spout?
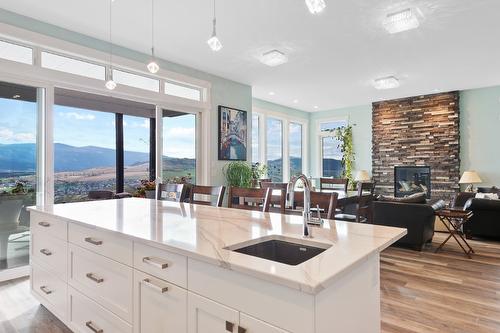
[289,174,313,238]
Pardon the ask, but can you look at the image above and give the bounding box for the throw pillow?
[475,193,499,200]
[378,192,427,204]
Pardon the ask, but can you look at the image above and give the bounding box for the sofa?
[372,193,445,250]
[454,188,500,240]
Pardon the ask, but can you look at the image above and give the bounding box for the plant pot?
[145,190,156,199]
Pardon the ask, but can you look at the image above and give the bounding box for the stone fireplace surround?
[372,91,460,202]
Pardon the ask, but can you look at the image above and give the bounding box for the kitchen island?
[29,198,406,333]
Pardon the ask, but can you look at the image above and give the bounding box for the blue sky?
[0,98,196,158]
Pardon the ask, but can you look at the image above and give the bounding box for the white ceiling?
[1,0,500,112]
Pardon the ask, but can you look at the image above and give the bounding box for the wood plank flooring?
[0,232,499,333]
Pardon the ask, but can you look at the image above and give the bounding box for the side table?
[435,209,474,258]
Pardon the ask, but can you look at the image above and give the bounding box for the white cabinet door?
[188,292,239,333]
[239,313,290,333]
[133,270,187,333]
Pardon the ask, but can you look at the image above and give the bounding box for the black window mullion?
[149,118,156,181]
[115,113,124,193]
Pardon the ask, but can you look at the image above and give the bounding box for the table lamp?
[354,170,371,182]
[459,171,482,192]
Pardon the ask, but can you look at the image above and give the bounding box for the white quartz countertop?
[29,198,406,294]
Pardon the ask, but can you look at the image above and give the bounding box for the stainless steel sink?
[226,236,331,266]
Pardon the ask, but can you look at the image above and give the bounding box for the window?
[0,40,33,65]
[289,122,302,177]
[266,117,283,182]
[123,115,151,193]
[251,113,260,164]
[320,119,347,177]
[41,52,105,80]
[164,81,201,101]
[0,81,39,272]
[163,111,196,183]
[54,106,116,203]
[113,69,160,92]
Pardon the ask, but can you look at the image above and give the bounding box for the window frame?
[252,106,308,182]
[317,117,348,178]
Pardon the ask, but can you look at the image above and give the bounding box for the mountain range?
[0,143,194,172]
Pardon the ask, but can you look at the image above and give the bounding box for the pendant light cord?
[109,0,113,69]
[151,0,155,57]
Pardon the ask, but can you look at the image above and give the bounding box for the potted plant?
[251,163,268,186]
[136,179,156,199]
[223,161,253,188]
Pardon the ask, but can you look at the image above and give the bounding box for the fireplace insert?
[394,166,431,199]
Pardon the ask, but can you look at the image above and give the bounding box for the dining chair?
[157,183,188,202]
[320,177,349,193]
[335,194,374,223]
[227,187,272,213]
[258,178,272,188]
[260,182,289,214]
[189,185,225,207]
[88,190,114,200]
[357,182,375,196]
[290,191,338,219]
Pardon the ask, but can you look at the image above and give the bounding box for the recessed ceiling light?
[373,76,400,90]
[293,99,299,104]
[260,50,288,67]
[269,91,275,96]
[314,105,319,109]
[383,8,420,34]
[305,0,326,14]
[12,94,21,99]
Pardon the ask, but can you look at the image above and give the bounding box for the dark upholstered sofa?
[372,193,445,250]
[454,188,500,240]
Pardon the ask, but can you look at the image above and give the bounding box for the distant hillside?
[0,143,194,173]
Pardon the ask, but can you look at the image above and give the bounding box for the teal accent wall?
[460,86,500,187]
[309,105,372,178]
[0,9,252,186]
[252,98,310,120]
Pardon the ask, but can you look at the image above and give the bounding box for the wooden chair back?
[291,191,339,219]
[260,182,289,213]
[228,187,272,213]
[88,190,114,200]
[157,183,188,202]
[189,185,225,207]
[357,182,375,196]
[258,178,272,188]
[357,194,374,223]
[320,178,349,192]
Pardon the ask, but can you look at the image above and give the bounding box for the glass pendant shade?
[305,0,326,14]
[207,34,222,52]
[105,79,117,90]
[147,60,159,73]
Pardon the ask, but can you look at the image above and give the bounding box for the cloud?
[0,127,36,142]
[129,120,149,129]
[164,127,195,140]
[59,112,95,121]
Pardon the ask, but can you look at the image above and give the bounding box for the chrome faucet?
[289,174,314,238]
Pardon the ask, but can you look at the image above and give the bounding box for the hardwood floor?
[381,232,500,333]
[0,232,499,333]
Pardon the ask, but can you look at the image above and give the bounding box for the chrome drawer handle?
[86,273,104,283]
[142,256,169,269]
[40,248,52,256]
[39,285,53,295]
[85,321,103,333]
[38,221,51,227]
[142,278,168,293]
[84,237,103,246]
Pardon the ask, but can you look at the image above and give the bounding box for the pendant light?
[147,0,160,73]
[105,0,116,90]
[305,0,326,14]
[207,0,222,52]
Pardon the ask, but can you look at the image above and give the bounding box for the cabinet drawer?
[69,223,132,266]
[31,212,67,241]
[32,261,67,320]
[133,270,187,333]
[69,287,132,333]
[69,244,133,323]
[134,242,187,288]
[32,231,67,278]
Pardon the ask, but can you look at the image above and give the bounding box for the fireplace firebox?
[394,166,431,199]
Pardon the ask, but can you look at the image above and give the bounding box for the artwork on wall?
[218,105,247,160]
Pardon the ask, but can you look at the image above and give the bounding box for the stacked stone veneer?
[372,91,460,201]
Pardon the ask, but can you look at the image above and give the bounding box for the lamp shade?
[459,171,482,184]
[354,170,371,182]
